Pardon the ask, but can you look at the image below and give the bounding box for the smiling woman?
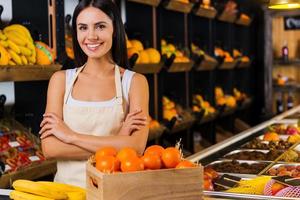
[40,0,149,188]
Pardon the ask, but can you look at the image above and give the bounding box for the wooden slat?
[128,0,161,7]
[194,7,217,19]
[168,61,194,73]
[131,63,163,74]
[0,159,57,188]
[219,60,239,70]
[0,64,62,82]
[164,1,194,14]
[218,12,237,23]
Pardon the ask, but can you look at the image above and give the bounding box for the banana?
[7,40,21,54]
[66,191,86,200]
[8,60,16,65]
[37,181,85,193]
[19,46,32,56]
[21,55,28,65]
[26,41,35,51]
[12,180,68,200]
[0,40,8,48]
[4,24,33,42]
[5,31,27,46]
[27,54,36,64]
[0,30,7,40]
[8,49,22,65]
[0,44,9,65]
[10,190,54,200]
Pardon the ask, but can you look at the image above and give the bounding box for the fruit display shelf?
[236,97,253,111]
[273,59,300,68]
[237,60,251,68]
[235,14,252,26]
[147,125,166,142]
[0,64,62,82]
[199,112,219,125]
[127,0,161,7]
[218,11,237,23]
[167,61,194,73]
[194,6,217,19]
[273,84,300,93]
[163,0,194,14]
[196,55,218,71]
[169,113,196,134]
[218,60,239,70]
[131,62,163,74]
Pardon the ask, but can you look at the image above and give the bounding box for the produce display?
[192,94,216,116]
[0,24,55,66]
[161,39,190,63]
[0,119,45,173]
[215,87,237,108]
[223,149,282,161]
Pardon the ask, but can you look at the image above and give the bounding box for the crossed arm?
[41,71,149,160]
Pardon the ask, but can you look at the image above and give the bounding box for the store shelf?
[235,14,252,26]
[236,97,253,111]
[218,106,237,118]
[199,112,218,125]
[170,117,195,134]
[218,60,239,70]
[218,12,237,23]
[131,62,163,74]
[0,64,62,82]
[236,60,251,68]
[163,0,194,13]
[0,159,57,188]
[167,61,194,73]
[128,0,161,7]
[194,6,217,19]
[273,84,300,92]
[273,59,300,67]
[196,55,218,71]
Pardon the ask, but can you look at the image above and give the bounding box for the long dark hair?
[72,0,128,68]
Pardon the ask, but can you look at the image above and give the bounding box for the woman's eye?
[96,24,105,30]
[78,26,87,31]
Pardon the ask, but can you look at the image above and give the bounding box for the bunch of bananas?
[0,24,36,65]
[10,179,86,200]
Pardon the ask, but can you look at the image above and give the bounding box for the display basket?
[86,159,203,200]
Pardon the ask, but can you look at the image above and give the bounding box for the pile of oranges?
[94,145,197,173]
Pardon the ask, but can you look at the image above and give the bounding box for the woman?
[40,0,149,188]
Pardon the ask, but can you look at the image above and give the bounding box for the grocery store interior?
[1,0,300,199]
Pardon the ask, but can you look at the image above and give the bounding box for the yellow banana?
[19,46,32,56]
[0,40,8,48]
[10,190,55,200]
[66,191,86,200]
[0,30,7,40]
[38,181,85,193]
[4,24,33,42]
[8,60,16,65]
[5,31,27,46]
[8,49,22,65]
[21,55,28,65]
[27,53,36,64]
[28,62,34,65]
[12,180,68,200]
[0,44,9,65]
[26,41,35,51]
[7,40,21,54]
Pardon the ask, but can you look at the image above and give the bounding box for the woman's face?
[76,6,114,59]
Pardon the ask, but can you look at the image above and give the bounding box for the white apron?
[54,64,125,188]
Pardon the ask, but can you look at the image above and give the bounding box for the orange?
[127,47,139,59]
[130,40,144,51]
[121,157,144,172]
[95,155,120,173]
[142,154,162,170]
[117,147,138,162]
[95,146,117,160]
[263,132,280,142]
[161,147,181,168]
[145,48,161,63]
[176,160,196,169]
[136,50,150,64]
[144,145,164,158]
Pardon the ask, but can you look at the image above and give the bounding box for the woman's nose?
[87,29,98,40]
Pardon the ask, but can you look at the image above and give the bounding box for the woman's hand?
[39,112,75,143]
[119,109,148,136]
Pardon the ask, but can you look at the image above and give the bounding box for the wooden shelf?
[237,97,252,111]
[198,112,218,125]
[194,6,217,19]
[218,106,237,118]
[128,0,161,7]
[131,62,163,74]
[196,55,218,71]
[218,12,237,23]
[0,64,62,82]
[163,0,194,14]
[170,116,195,134]
[273,84,300,92]
[0,159,57,188]
[237,60,251,68]
[218,60,239,70]
[273,59,300,67]
[167,61,194,73]
[235,15,252,26]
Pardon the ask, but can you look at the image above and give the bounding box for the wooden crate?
[86,161,203,200]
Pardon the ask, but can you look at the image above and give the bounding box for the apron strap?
[114,65,123,105]
[64,65,85,104]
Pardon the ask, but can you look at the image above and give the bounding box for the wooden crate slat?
[194,7,217,19]
[164,1,194,13]
[128,0,161,7]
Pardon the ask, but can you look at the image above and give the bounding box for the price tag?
[8,141,20,148]
[29,156,40,162]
